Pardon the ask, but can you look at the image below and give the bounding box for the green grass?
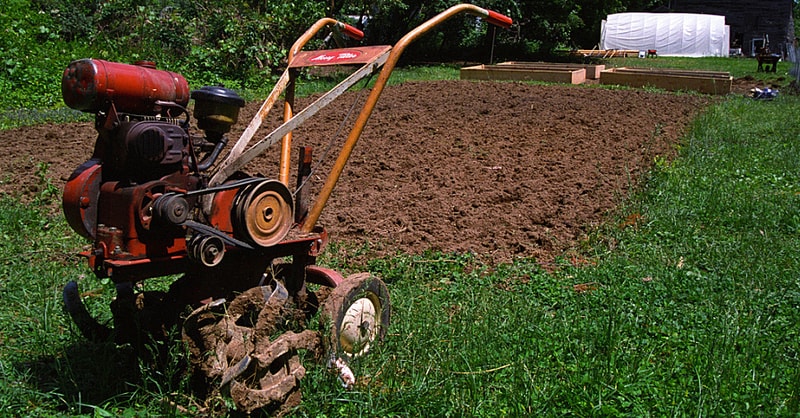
[0,64,460,130]
[0,108,91,131]
[1,55,789,129]
[295,94,800,416]
[1,68,799,416]
[235,63,461,103]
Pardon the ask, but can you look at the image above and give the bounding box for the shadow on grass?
[18,341,142,414]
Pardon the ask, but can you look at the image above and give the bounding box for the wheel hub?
[340,297,378,356]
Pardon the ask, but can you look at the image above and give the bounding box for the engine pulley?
[232,180,294,248]
[152,193,189,226]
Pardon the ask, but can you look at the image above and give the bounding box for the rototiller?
[60,4,511,413]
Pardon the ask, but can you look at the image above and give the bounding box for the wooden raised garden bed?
[600,67,732,95]
[460,64,586,85]
[496,61,606,79]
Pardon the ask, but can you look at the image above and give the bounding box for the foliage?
[336,0,670,60]
[10,0,800,122]
[32,0,326,83]
[1,0,684,117]
[796,0,800,43]
[0,0,333,114]
[0,0,79,110]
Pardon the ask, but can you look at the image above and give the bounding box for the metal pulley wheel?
[233,179,294,247]
[320,273,391,360]
[187,234,225,267]
[152,193,189,226]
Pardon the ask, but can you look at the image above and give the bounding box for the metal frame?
[205,4,512,233]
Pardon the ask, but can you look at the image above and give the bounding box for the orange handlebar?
[301,4,513,232]
[287,19,364,61]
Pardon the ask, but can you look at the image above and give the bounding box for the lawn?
[1,59,798,416]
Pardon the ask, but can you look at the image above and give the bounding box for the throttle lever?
[337,22,364,40]
[485,10,513,28]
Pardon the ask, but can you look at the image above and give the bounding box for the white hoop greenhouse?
[601,12,730,57]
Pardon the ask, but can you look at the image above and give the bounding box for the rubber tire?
[320,273,390,360]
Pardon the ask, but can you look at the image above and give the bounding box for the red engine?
[61,59,301,283]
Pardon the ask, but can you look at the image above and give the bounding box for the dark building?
[668,0,795,56]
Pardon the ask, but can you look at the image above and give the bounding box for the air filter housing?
[191,86,245,142]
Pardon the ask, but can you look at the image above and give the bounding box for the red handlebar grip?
[341,23,365,40]
[486,10,513,28]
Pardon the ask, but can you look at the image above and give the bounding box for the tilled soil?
[0,80,714,265]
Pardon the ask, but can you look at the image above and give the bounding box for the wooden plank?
[608,67,731,79]
[497,61,606,79]
[570,49,639,58]
[460,65,586,84]
[600,67,731,95]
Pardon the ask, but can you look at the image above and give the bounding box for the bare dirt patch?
[0,80,713,265]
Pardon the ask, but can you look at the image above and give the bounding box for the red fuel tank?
[62,59,190,116]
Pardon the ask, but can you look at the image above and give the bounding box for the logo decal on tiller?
[309,51,361,64]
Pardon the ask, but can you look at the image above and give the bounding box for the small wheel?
[320,273,390,359]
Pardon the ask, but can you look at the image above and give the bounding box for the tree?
[328,0,668,60]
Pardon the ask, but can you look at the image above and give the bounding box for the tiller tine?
[63,281,112,342]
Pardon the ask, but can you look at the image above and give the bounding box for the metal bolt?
[262,207,274,222]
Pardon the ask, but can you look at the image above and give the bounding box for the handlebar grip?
[486,10,513,29]
[340,23,365,40]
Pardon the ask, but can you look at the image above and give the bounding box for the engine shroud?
[106,120,189,183]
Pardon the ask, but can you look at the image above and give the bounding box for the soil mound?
[0,80,712,264]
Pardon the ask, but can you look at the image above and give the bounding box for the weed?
[32,162,60,206]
